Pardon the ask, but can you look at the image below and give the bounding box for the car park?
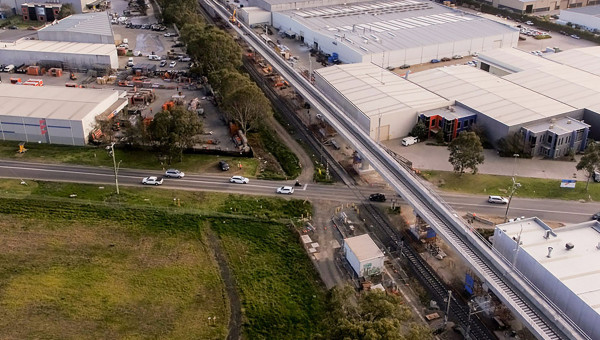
[169,61,177,68]
[276,186,294,195]
[369,193,386,202]
[230,176,249,184]
[142,176,163,185]
[164,169,185,178]
[219,160,230,171]
[488,195,508,204]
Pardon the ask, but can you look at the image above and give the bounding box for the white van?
[401,136,418,146]
[127,57,134,67]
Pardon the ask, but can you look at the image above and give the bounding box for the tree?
[323,285,433,340]
[448,131,484,175]
[497,132,525,157]
[182,24,242,74]
[121,115,150,147]
[409,121,428,141]
[576,142,600,191]
[57,4,74,20]
[159,0,200,26]
[222,83,272,133]
[148,106,203,163]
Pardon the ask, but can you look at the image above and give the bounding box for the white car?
[525,21,534,25]
[165,169,185,178]
[164,32,172,37]
[142,176,163,185]
[276,186,294,195]
[230,176,249,184]
[169,61,177,68]
[488,195,508,204]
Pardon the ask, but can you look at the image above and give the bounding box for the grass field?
[0,180,326,339]
[0,203,228,339]
[211,219,326,339]
[0,141,258,177]
[421,170,600,201]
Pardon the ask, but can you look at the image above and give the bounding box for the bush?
[257,127,301,178]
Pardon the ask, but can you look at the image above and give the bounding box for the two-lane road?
[0,160,597,223]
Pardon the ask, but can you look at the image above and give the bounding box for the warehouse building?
[314,62,451,141]
[545,46,600,76]
[343,234,385,278]
[559,5,600,31]
[477,48,557,76]
[493,218,600,339]
[0,39,118,69]
[0,0,101,14]
[20,2,62,22]
[484,0,600,14]
[0,84,126,145]
[37,12,115,44]
[271,0,519,68]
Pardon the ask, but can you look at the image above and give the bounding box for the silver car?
[230,176,249,184]
[488,195,508,204]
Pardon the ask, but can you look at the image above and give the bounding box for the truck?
[401,136,418,146]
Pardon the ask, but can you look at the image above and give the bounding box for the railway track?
[203,1,587,338]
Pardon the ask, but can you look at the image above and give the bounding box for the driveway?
[382,140,585,180]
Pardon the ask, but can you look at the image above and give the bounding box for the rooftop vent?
[544,230,551,239]
[547,247,553,258]
[567,120,572,124]
[565,242,575,250]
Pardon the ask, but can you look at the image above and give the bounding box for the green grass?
[0,181,327,338]
[0,16,44,29]
[0,206,228,339]
[421,170,600,201]
[211,218,326,339]
[0,141,258,177]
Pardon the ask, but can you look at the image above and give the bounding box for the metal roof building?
[493,218,600,339]
[272,0,519,68]
[545,46,600,77]
[407,65,578,143]
[0,39,118,69]
[37,12,115,44]
[559,5,600,31]
[477,47,557,76]
[315,62,450,140]
[0,84,126,145]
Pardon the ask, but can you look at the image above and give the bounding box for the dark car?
[430,59,440,63]
[369,193,386,202]
[399,64,410,69]
[592,212,600,221]
[219,160,230,171]
[441,57,451,62]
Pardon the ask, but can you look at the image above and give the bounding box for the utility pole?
[108,142,122,195]
[504,154,520,222]
[443,290,452,328]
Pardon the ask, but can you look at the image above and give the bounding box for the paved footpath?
[383,142,587,180]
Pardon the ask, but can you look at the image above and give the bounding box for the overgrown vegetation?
[254,126,302,179]
[0,180,327,339]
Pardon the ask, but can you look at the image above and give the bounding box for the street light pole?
[504,154,520,222]
[109,142,121,195]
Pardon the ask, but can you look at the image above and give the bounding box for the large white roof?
[344,234,384,262]
[545,46,600,77]
[316,63,449,118]
[478,48,557,73]
[38,12,114,37]
[277,0,517,55]
[0,39,116,56]
[502,64,600,110]
[407,65,576,127]
[497,218,600,315]
[0,84,119,121]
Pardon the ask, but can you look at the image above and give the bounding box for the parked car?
[488,195,508,204]
[164,32,173,37]
[230,176,249,184]
[369,193,386,202]
[127,57,134,67]
[592,212,600,221]
[160,60,167,67]
[559,31,568,36]
[219,160,230,171]
[399,64,410,69]
[430,59,440,63]
[165,169,185,178]
[402,136,418,146]
[452,55,463,59]
[525,21,534,25]
[570,34,581,39]
[142,176,163,185]
[169,61,177,68]
[276,186,294,195]
[441,57,451,62]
